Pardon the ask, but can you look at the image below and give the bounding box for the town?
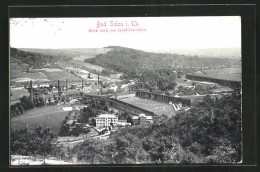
[9,17,242,165]
[10,47,241,164]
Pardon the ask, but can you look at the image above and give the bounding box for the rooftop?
[96,114,117,118]
[133,114,153,120]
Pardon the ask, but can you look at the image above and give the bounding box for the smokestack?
[30,80,33,102]
[66,79,68,91]
[82,79,84,89]
[98,74,100,85]
[58,80,60,93]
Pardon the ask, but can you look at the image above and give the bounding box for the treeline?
[71,92,241,164]
[85,46,232,74]
[77,99,109,124]
[11,126,54,157]
[10,92,241,164]
[11,126,68,161]
[10,48,56,68]
[10,96,45,118]
[130,69,178,92]
[10,48,73,68]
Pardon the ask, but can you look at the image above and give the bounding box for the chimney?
[82,79,84,89]
[66,79,68,91]
[98,74,100,85]
[58,80,60,93]
[30,80,33,102]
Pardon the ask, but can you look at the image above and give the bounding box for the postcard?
[10,16,242,165]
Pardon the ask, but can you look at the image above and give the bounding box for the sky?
[10,17,241,52]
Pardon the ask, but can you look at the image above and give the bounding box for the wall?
[135,91,191,106]
[186,74,241,90]
[83,94,155,117]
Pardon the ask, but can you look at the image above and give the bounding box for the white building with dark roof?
[96,114,118,129]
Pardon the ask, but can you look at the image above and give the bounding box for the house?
[73,106,80,111]
[117,93,135,100]
[132,113,153,125]
[69,99,80,105]
[52,87,59,94]
[95,114,118,129]
[116,120,131,127]
[109,85,118,92]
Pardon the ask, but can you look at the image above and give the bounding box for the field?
[121,97,176,117]
[11,67,80,83]
[10,87,30,102]
[70,60,104,72]
[11,71,48,82]
[192,67,241,82]
[36,68,80,81]
[10,62,28,79]
[11,105,72,135]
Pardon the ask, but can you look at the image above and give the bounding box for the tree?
[76,139,106,164]
[90,118,96,127]
[59,124,70,136]
[68,93,241,164]
[11,126,55,163]
[34,126,55,164]
[168,81,177,90]
[101,69,111,76]
[126,116,133,125]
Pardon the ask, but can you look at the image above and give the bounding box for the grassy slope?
[121,97,176,117]
[10,48,81,81]
[192,68,241,81]
[10,88,30,102]
[11,105,70,135]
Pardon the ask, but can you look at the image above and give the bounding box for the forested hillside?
[10,92,241,164]
[10,48,72,68]
[71,92,241,164]
[85,46,232,74]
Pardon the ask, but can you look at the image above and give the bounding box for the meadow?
[11,105,71,135]
[121,97,176,117]
[11,67,80,84]
[37,68,80,81]
[195,67,241,82]
[10,87,30,102]
[70,60,104,72]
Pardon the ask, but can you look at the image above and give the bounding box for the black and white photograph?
[9,16,242,165]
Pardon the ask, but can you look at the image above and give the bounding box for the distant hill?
[10,48,57,68]
[85,46,235,73]
[149,47,241,58]
[20,48,111,61]
[19,48,111,72]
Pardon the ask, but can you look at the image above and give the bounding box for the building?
[195,81,217,89]
[116,120,131,127]
[185,67,241,90]
[132,113,153,125]
[116,93,135,100]
[95,114,118,129]
[135,90,191,106]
